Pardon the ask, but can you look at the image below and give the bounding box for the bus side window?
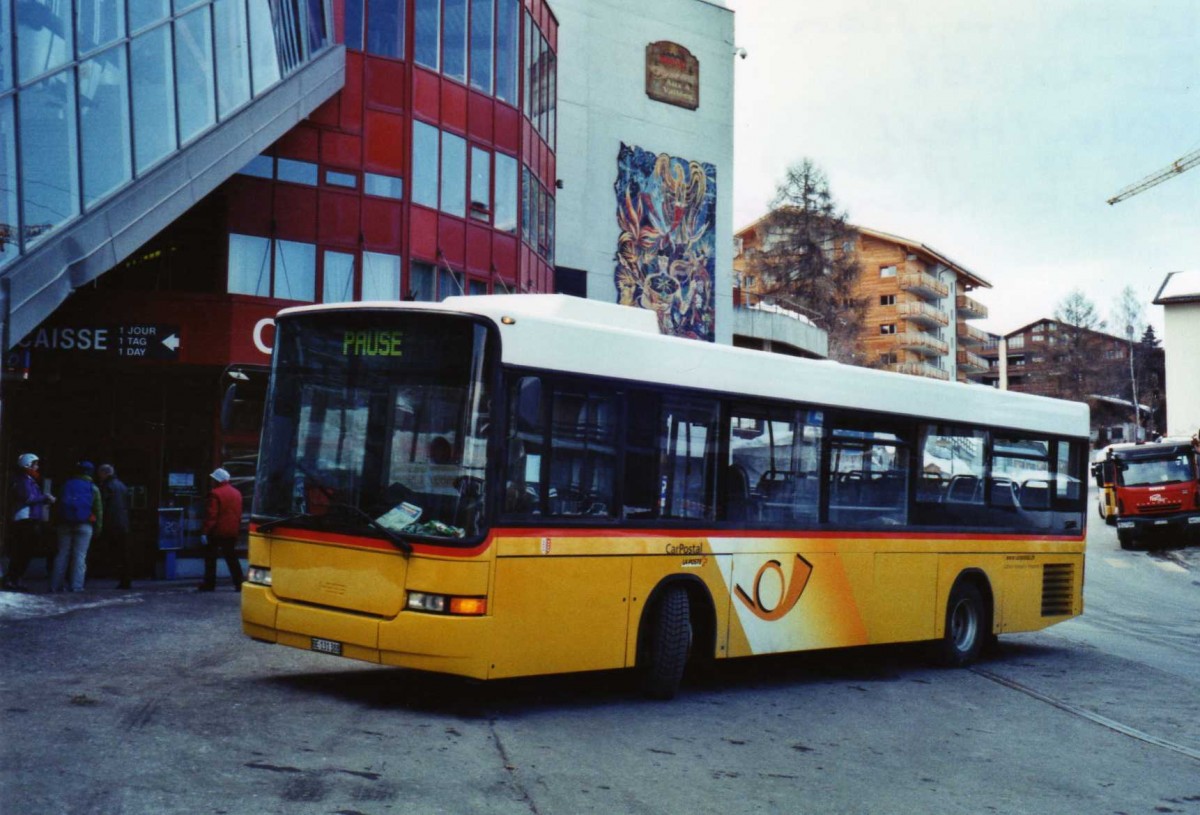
[547,384,617,518]
[623,390,662,519]
[725,405,821,526]
[504,376,544,515]
[916,424,985,524]
[660,397,719,520]
[827,429,910,527]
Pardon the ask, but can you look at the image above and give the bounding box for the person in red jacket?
[199,468,244,592]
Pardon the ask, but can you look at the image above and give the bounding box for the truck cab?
[1101,440,1200,549]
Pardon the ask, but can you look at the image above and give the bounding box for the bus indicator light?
[449,597,488,616]
[407,591,488,616]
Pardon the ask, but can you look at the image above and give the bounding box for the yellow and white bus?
[242,295,1089,698]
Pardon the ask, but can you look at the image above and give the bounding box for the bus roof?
[277,295,1090,439]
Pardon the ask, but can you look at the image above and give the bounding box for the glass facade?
[0,0,335,266]
[20,70,78,247]
[131,24,176,171]
[222,0,556,307]
[323,250,356,302]
[175,8,216,142]
[0,96,17,267]
[366,0,404,58]
[362,251,401,300]
[213,0,251,117]
[411,120,440,207]
[80,45,132,206]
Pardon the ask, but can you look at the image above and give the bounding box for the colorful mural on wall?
[614,143,717,342]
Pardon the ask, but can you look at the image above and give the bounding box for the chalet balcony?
[898,300,950,328]
[956,293,988,320]
[957,321,990,346]
[957,348,989,372]
[894,331,949,357]
[888,361,951,381]
[898,268,949,300]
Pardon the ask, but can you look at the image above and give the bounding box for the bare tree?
[741,160,868,364]
[1051,289,1120,402]
[1111,286,1147,436]
[1136,326,1166,435]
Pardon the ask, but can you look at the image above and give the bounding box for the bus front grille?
[1041,563,1075,617]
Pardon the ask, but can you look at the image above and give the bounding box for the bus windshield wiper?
[255,504,412,554]
[255,512,313,533]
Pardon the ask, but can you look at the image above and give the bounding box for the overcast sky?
[725,0,1200,336]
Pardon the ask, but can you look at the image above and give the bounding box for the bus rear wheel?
[639,585,691,700]
[1117,529,1134,550]
[936,580,986,668]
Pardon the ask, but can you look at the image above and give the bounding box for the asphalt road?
[2,510,1198,815]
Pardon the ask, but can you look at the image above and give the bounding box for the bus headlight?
[406,591,487,616]
[247,566,272,586]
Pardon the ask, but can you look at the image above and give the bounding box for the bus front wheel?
[639,585,692,700]
[936,580,986,668]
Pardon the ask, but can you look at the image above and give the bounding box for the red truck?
[1093,439,1200,550]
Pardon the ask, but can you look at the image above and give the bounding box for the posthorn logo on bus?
[734,555,813,622]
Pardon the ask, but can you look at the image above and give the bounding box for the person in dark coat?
[199,468,244,591]
[5,453,56,591]
[97,464,133,589]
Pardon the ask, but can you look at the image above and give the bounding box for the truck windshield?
[255,311,493,542]
[1118,453,1194,487]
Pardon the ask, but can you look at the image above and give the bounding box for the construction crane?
[1107,146,1200,204]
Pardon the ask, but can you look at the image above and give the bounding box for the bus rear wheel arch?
[935,573,993,668]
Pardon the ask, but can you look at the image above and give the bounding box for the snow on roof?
[1154,270,1200,304]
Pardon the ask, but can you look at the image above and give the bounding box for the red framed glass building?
[1,0,558,581]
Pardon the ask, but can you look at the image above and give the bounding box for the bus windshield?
[255,311,493,542]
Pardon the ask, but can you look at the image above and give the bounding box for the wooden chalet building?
[733,220,992,382]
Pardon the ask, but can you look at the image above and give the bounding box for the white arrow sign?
[161,334,180,353]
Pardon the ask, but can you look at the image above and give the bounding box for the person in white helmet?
[5,454,56,591]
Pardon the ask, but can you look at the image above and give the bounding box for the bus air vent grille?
[1041,563,1074,617]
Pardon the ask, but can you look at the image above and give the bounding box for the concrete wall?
[1162,301,1200,438]
[553,0,735,344]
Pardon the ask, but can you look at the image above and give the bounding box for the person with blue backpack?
[51,461,104,593]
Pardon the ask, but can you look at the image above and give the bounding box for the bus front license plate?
[311,637,343,656]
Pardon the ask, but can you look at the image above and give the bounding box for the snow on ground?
[0,590,145,621]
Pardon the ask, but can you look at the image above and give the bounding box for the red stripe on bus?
[250,523,1084,555]
[495,526,1085,543]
